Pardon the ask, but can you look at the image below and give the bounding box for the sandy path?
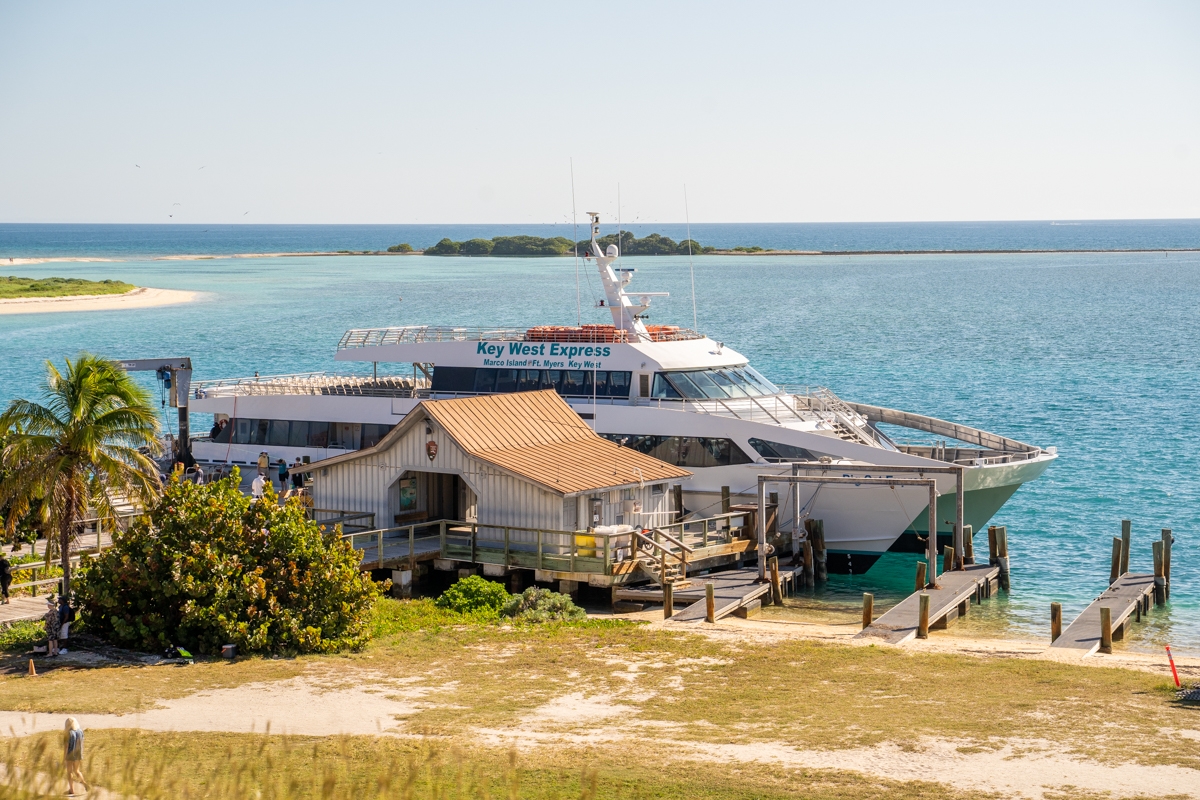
[0,676,422,738]
[0,287,201,315]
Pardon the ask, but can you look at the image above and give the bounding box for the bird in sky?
[172,203,181,206]
[134,164,141,168]
[243,211,249,216]
[198,166,206,170]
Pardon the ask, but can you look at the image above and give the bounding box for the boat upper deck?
[337,324,707,351]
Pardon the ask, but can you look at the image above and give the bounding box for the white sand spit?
[0,287,200,315]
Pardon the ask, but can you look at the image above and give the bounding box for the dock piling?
[862,592,874,629]
[1162,529,1172,600]
[1109,537,1122,586]
[988,525,997,562]
[943,545,956,575]
[813,520,828,582]
[995,526,1010,591]
[915,560,927,592]
[1153,541,1165,605]
[1051,602,1062,642]
[705,582,716,623]
[802,539,814,589]
[769,556,783,605]
[1099,606,1113,653]
[663,581,674,620]
[720,486,730,514]
[963,525,975,565]
[1120,519,1131,576]
[917,593,930,639]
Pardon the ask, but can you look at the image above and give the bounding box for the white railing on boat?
[336,324,705,349]
[193,372,426,398]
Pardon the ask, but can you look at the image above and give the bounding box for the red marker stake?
[1166,645,1181,688]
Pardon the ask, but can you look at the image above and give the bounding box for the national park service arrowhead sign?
[426,440,438,461]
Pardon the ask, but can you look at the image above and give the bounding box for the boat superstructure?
[190,214,1055,571]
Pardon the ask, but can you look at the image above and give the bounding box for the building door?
[425,472,460,521]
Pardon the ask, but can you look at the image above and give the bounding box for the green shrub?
[386,242,414,252]
[434,575,510,617]
[74,469,383,655]
[459,238,494,256]
[0,619,44,653]
[424,237,461,255]
[502,586,586,623]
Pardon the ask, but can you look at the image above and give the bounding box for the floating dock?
[613,565,802,622]
[856,563,1001,645]
[1049,573,1156,655]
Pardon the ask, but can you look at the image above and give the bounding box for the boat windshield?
[651,366,780,400]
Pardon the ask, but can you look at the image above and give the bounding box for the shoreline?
[0,286,201,314]
[3,247,1199,265]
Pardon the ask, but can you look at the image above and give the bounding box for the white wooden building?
[298,390,691,545]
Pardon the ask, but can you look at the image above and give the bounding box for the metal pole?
[791,462,801,552]
[927,480,938,586]
[954,466,964,571]
[757,479,768,581]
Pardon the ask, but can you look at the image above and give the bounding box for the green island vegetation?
[386,242,414,252]
[418,231,720,256]
[0,275,136,299]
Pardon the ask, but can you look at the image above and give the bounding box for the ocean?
[0,221,1197,655]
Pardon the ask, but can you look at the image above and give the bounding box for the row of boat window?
[600,435,822,468]
[432,367,633,397]
[651,367,780,400]
[212,419,395,450]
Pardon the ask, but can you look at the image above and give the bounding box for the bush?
[459,238,494,256]
[434,575,510,616]
[424,238,461,255]
[387,243,414,252]
[74,470,383,655]
[502,586,586,623]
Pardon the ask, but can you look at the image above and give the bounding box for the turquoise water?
[1,249,1196,654]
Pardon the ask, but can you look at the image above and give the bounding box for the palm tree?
[0,354,162,595]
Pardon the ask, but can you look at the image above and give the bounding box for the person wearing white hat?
[43,595,60,657]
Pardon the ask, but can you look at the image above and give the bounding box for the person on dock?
[257,451,269,477]
[277,459,289,494]
[43,596,60,657]
[251,472,266,499]
[0,553,11,604]
[291,458,304,492]
[64,717,87,796]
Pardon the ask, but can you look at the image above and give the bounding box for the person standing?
[59,594,75,643]
[0,553,11,604]
[64,717,87,796]
[291,458,304,491]
[250,472,266,499]
[44,596,60,657]
[277,459,289,494]
[257,451,269,477]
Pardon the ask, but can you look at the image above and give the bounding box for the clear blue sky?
[1,1,1197,224]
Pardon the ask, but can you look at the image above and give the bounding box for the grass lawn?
[2,598,1196,797]
[0,275,135,298]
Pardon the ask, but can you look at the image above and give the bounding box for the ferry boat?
[190,214,1055,572]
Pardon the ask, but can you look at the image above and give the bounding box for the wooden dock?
[1049,573,1155,655]
[856,563,1001,645]
[613,566,801,622]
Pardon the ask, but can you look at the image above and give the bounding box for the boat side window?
[307,421,330,448]
[651,373,682,398]
[559,370,591,396]
[494,369,518,393]
[288,420,310,448]
[602,433,753,467]
[361,423,392,448]
[212,422,232,443]
[543,370,562,391]
[267,420,290,447]
[710,369,749,398]
[431,366,477,393]
[686,369,729,399]
[666,372,706,399]
[516,369,541,391]
[747,438,821,462]
[608,371,631,398]
[592,371,609,396]
[473,369,497,393]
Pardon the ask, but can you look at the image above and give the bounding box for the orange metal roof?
[423,390,691,494]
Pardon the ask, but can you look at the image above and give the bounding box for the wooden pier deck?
[614,566,802,622]
[856,563,1001,645]
[1049,573,1155,655]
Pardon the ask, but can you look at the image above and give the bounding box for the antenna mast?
[685,185,697,330]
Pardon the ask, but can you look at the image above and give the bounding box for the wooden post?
[813,520,827,583]
[1162,529,1172,600]
[995,525,1009,591]
[987,525,997,563]
[862,593,874,630]
[1099,606,1112,653]
[673,484,684,524]
[943,545,955,577]
[721,486,731,514]
[1050,602,1062,642]
[1109,536,1121,586]
[1120,519,1131,576]
[926,482,938,585]
[663,580,673,620]
[962,524,974,565]
[1153,540,1165,605]
[915,560,927,592]
[769,556,782,606]
[705,581,715,623]
[917,593,930,639]
[791,465,801,563]
[954,466,964,570]
[802,540,814,589]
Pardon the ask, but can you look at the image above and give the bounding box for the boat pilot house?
[298,390,693,586]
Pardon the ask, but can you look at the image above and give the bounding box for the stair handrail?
[647,526,694,554]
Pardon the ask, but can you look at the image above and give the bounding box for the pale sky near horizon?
[1,2,1197,225]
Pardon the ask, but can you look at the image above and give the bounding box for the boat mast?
[586,212,667,343]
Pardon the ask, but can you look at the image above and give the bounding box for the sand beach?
[0,286,201,314]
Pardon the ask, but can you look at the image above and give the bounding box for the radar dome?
[606,244,619,258]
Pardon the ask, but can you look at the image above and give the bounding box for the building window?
[651,483,665,495]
